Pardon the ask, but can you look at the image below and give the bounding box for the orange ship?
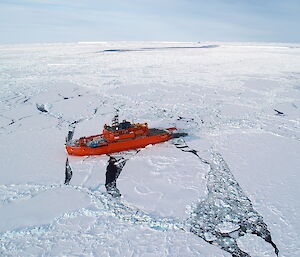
[65,115,176,156]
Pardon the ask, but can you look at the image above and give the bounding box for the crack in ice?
[173,138,279,257]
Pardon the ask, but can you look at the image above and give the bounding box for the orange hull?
[66,133,173,156]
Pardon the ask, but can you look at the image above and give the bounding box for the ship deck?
[148,128,167,136]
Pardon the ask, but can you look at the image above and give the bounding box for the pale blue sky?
[0,0,299,43]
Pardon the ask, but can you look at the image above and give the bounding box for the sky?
[0,0,299,44]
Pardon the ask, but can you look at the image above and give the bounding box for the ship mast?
[112,110,119,127]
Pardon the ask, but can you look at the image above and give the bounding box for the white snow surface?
[0,41,300,256]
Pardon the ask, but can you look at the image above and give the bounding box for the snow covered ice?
[1,42,300,256]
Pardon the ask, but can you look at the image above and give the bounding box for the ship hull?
[66,132,173,156]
